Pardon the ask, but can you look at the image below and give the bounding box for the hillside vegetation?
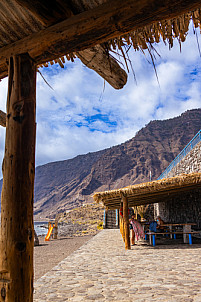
[58,203,104,237]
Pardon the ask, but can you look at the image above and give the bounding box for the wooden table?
[162,223,197,243]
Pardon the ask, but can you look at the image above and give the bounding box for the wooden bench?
[146,231,200,246]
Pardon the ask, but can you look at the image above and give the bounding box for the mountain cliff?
[1,108,201,218]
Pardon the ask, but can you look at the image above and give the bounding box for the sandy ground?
[34,235,93,281]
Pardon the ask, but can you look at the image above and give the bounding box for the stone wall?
[155,141,201,227]
[154,201,169,222]
[166,141,201,177]
[155,189,201,229]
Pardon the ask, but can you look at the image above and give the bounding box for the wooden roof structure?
[0,1,200,87]
[1,1,201,301]
[93,173,201,209]
[94,173,201,250]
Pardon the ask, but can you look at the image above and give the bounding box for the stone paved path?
[34,229,201,302]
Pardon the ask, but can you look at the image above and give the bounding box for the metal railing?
[157,130,201,180]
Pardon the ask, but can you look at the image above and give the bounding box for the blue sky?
[0,24,201,176]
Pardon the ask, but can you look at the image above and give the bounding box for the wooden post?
[119,202,125,241]
[53,219,58,239]
[120,216,123,238]
[121,217,125,242]
[122,217,125,242]
[0,53,36,302]
[135,206,138,220]
[122,195,131,250]
[34,230,39,246]
[105,208,108,229]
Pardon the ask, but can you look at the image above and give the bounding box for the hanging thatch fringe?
[38,9,201,72]
[93,173,201,207]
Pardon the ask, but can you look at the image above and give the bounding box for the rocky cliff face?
[1,109,201,218]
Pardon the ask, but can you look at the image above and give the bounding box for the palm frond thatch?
[93,173,201,209]
[39,9,201,70]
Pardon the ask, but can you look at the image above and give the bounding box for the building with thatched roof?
[94,131,201,227]
[94,173,201,209]
[1,1,201,300]
[94,172,201,249]
[155,130,201,225]
[94,172,201,223]
[93,130,201,250]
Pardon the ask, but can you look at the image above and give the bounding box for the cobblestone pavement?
[34,229,201,302]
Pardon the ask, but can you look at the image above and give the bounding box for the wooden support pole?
[119,202,124,241]
[53,219,58,239]
[120,216,123,238]
[122,217,125,242]
[34,230,39,246]
[104,208,108,229]
[0,53,36,302]
[122,195,131,250]
[119,216,122,235]
[121,217,125,242]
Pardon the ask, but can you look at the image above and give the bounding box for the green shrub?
[97,221,103,230]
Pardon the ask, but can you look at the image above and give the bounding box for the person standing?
[129,215,145,245]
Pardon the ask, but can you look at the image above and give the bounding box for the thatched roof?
[0,1,200,88]
[0,0,128,89]
[93,173,201,209]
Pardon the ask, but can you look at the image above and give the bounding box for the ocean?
[0,220,50,236]
[34,221,49,236]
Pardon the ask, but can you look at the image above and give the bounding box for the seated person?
[149,216,165,233]
[149,221,157,232]
[156,216,166,231]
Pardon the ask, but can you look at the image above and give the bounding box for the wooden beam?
[0,110,6,127]
[76,46,127,89]
[14,1,128,89]
[15,0,73,26]
[122,195,130,250]
[0,53,36,301]
[0,0,201,79]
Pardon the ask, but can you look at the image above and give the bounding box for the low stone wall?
[155,141,201,226]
